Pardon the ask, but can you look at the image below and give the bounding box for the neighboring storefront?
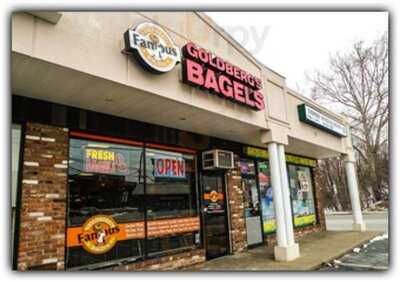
[240,147,320,245]
[11,12,364,271]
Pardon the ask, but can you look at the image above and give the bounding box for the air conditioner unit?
[202,149,234,170]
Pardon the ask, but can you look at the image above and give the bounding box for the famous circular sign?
[79,215,120,255]
[124,22,181,74]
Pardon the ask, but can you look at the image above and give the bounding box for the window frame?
[255,160,276,236]
[12,122,25,270]
[66,131,200,269]
[286,163,319,229]
[143,145,199,258]
[249,156,320,238]
[66,137,146,269]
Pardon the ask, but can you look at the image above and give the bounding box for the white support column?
[345,158,366,231]
[277,144,295,246]
[267,142,287,248]
[276,144,300,261]
[268,142,300,261]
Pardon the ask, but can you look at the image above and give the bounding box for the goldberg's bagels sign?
[181,42,264,111]
[124,22,265,111]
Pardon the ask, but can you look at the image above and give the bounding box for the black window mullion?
[143,144,148,260]
[287,164,296,230]
[254,160,266,243]
[12,122,25,270]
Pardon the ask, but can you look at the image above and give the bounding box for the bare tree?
[316,158,351,211]
[309,32,388,208]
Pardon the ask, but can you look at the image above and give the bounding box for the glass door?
[201,171,229,260]
[240,160,263,246]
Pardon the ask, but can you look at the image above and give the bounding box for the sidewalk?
[187,231,382,271]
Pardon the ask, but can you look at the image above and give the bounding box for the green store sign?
[298,104,347,137]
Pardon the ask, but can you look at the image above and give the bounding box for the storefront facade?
[11,12,365,271]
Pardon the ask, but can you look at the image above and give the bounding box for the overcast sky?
[207,12,388,97]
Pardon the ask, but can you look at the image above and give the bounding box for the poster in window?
[203,190,224,214]
[258,161,277,234]
[289,165,317,227]
[66,216,200,252]
[297,170,310,192]
[239,160,255,175]
[243,179,260,217]
[84,148,130,176]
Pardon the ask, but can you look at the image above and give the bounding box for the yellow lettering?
[86,149,92,159]
[92,150,98,159]
[99,150,104,160]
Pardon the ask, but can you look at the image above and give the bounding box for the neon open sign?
[154,157,186,179]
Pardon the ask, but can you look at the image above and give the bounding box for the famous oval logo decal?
[124,22,181,74]
[209,190,219,203]
[78,215,120,255]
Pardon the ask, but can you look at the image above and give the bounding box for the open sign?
[154,157,186,179]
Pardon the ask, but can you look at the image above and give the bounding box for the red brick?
[17,123,68,271]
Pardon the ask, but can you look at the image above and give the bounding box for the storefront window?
[67,138,145,269]
[257,161,276,234]
[11,124,22,263]
[66,138,200,268]
[288,164,317,227]
[145,148,198,254]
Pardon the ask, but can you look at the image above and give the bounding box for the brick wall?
[264,224,324,247]
[226,155,247,253]
[113,249,206,271]
[17,122,69,271]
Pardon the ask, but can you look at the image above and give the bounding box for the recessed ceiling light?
[105,97,114,102]
[179,117,186,121]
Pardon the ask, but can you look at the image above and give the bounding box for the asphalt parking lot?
[319,235,388,271]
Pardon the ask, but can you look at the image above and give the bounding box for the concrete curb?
[334,261,388,270]
[325,211,388,215]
